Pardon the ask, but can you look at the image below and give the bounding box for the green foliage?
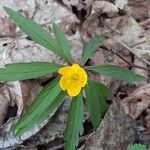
[13,78,66,137]
[87,64,145,83]
[64,94,84,150]
[81,36,103,65]
[127,144,147,150]
[85,78,109,129]
[98,81,113,99]
[0,62,61,81]
[53,23,72,63]
[4,7,71,63]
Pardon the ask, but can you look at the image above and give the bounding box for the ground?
[0,0,149,149]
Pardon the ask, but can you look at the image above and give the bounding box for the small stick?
[139,18,150,28]
[115,52,150,72]
[102,46,150,73]
[49,132,94,150]
[116,39,150,66]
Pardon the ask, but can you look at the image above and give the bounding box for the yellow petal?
[58,66,70,75]
[67,83,81,97]
[79,68,88,87]
[58,63,88,97]
[60,76,69,90]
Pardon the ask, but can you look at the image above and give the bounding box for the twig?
[0,34,16,38]
[116,39,150,66]
[115,52,150,72]
[103,21,122,34]
[130,40,146,47]
[102,46,150,73]
[139,18,150,29]
[48,132,93,150]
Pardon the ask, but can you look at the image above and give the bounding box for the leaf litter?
[0,0,149,149]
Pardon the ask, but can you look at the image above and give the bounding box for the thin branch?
[115,52,150,72]
[139,18,150,29]
[102,46,150,73]
[116,39,150,66]
[49,132,93,150]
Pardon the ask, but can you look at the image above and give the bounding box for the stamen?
[71,74,79,80]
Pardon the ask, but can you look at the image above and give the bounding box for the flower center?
[71,74,79,81]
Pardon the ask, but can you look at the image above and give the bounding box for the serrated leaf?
[64,94,84,150]
[81,36,104,65]
[87,65,145,83]
[127,144,147,150]
[13,77,66,137]
[85,78,108,129]
[53,23,72,63]
[3,7,68,62]
[0,62,61,81]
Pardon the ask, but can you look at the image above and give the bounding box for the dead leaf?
[121,84,150,119]
[92,1,118,17]
[60,0,93,19]
[0,18,16,37]
[115,0,128,10]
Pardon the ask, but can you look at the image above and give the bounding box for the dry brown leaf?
[115,0,128,10]
[0,82,23,126]
[92,1,118,17]
[0,18,16,37]
[60,0,93,18]
[121,84,150,119]
[82,84,150,150]
[0,84,11,126]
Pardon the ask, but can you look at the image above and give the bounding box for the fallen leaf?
[121,84,150,119]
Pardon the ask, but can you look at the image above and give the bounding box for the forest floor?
[0,0,149,149]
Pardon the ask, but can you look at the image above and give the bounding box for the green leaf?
[53,23,72,63]
[13,77,66,137]
[85,78,108,129]
[98,81,113,98]
[0,62,61,81]
[81,36,104,65]
[3,7,68,62]
[64,94,84,150]
[87,65,145,83]
[127,144,147,150]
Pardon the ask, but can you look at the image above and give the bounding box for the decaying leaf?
[0,0,149,149]
[82,84,150,150]
[60,0,93,19]
[121,84,150,119]
[0,82,23,126]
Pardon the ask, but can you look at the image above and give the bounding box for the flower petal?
[58,63,88,97]
[79,68,88,87]
[60,76,69,90]
[67,83,81,97]
[58,66,70,75]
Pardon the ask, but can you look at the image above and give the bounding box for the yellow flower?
[58,64,88,97]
